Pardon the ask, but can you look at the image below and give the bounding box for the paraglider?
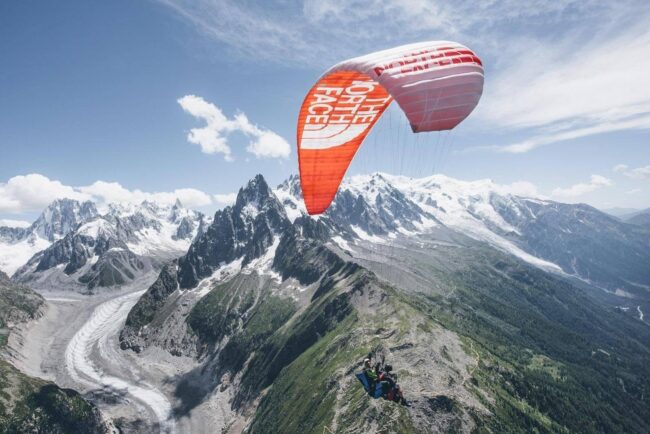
[356,356,409,406]
[297,41,484,215]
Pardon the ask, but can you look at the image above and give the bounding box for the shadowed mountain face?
[120,174,650,434]
[624,208,650,227]
[489,197,650,295]
[177,174,290,289]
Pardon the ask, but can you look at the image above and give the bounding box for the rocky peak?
[168,199,186,223]
[234,174,272,213]
[138,200,163,218]
[278,174,302,198]
[177,174,290,289]
[30,198,98,241]
[173,216,196,241]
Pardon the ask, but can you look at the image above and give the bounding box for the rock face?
[0,270,43,332]
[0,226,27,244]
[0,272,107,433]
[177,174,290,289]
[120,173,650,434]
[10,199,205,291]
[30,199,99,242]
[120,175,292,351]
[14,218,150,291]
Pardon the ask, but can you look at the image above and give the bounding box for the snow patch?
[0,234,50,276]
[195,258,244,297]
[241,201,261,221]
[351,173,562,273]
[351,225,385,244]
[614,288,635,298]
[77,219,113,238]
[126,220,191,257]
[273,186,305,223]
[331,236,352,252]
[243,237,282,282]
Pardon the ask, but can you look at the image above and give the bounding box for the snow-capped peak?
[275,172,562,273]
[31,198,99,242]
[0,197,206,278]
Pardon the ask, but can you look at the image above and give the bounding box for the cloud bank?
[213,192,237,206]
[551,175,613,199]
[0,173,214,214]
[0,219,31,229]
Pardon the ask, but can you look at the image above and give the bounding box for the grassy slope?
[188,243,460,433]
[242,244,650,433]
[404,247,650,434]
[137,227,650,433]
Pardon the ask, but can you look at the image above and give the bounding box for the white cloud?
[0,173,214,214]
[177,95,234,160]
[161,1,650,152]
[169,188,214,207]
[613,164,650,180]
[626,188,642,195]
[0,219,31,229]
[478,12,650,152]
[178,95,290,160]
[551,175,612,199]
[0,174,90,213]
[246,130,292,159]
[494,181,541,198]
[78,181,213,208]
[213,192,237,206]
[492,115,650,154]
[158,0,607,67]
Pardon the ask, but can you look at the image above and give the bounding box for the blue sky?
[1,0,649,223]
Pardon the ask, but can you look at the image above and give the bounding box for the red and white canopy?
[297,41,484,215]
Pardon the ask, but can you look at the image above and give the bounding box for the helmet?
[384,364,393,372]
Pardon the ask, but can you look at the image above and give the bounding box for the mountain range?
[1,198,207,292]
[1,173,649,432]
[118,173,649,433]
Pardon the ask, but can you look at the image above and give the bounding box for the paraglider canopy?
[297,41,484,215]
